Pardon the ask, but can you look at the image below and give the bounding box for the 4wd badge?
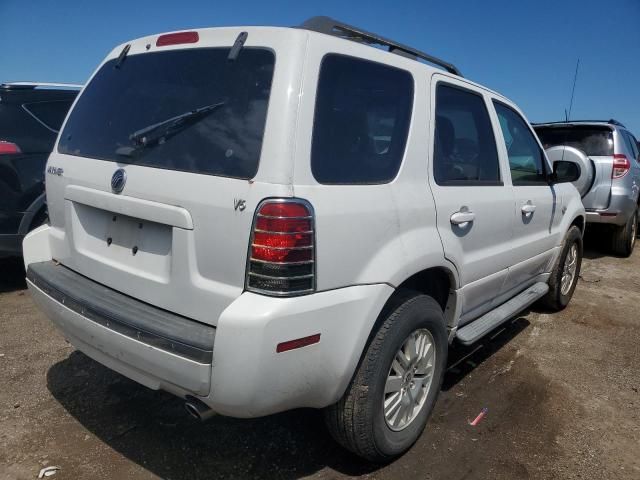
[46,166,64,176]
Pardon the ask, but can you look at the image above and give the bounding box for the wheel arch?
[362,265,458,359]
[570,214,586,236]
[18,193,47,235]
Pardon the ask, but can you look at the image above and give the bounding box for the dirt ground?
[1,236,639,480]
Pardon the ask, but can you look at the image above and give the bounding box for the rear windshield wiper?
[117,101,225,156]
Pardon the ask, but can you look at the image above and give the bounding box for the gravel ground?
[1,236,639,480]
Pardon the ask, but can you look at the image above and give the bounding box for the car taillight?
[246,199,315,296]
[0,141,21,154]
[612,154,630,179]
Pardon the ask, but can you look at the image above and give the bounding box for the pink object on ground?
[470,407,488,426]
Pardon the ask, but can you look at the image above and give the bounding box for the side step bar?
[456,282,549,346]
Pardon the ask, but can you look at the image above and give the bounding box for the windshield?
[59,47,275,179]
[534,125,614,156]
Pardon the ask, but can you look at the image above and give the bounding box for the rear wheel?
[541,225,582,311]
[610,209,637,257]
[324,291,447,462]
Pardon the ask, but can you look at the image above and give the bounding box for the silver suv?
[24,17,586,462]
[534,120,640,256]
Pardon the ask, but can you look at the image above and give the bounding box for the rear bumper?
[0,211,26,257]
[585,190,637,226]
[27,262,215,396]
[205,284,392,417]
[26,252,392,418]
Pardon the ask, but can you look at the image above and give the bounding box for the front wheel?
[540,225,583,311]
[324,291,448,462]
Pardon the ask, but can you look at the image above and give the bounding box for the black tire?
[540,225,583,311]
[324,290,448,462]
[610,209,637,257]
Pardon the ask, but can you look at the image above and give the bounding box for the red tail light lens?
[0,141,21,154]
[612,154,630,179]
[156,31,199,47]
[247,199,315,295]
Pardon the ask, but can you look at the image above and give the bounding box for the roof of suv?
[0,82,83,91]
[532,119,626,129]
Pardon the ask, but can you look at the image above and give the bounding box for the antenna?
[566,59,580,121]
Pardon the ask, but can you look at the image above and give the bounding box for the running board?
[455,282,549,346]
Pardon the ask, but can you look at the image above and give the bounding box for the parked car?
[0,82,80,258]
[23,17,585,462]
[533,120,640,256]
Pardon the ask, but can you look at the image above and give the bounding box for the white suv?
[24,17,586,461]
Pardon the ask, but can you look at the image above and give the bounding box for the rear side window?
[23,100,74,132]
[311,54,413,184]
[534,126,613,156]
[433,84,501,186]
[59,48,275,179]
[493,101,547,185]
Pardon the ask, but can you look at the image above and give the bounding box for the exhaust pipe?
[184,396,216,422]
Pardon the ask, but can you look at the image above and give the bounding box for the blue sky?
[2,0,639,134]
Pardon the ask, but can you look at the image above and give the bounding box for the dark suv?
[0,82,80,258]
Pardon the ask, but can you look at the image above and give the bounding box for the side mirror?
[551,160,581,183]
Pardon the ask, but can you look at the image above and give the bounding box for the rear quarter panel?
[291,35,457,292]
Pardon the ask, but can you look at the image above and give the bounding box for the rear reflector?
[276,334,321,353]
[247,199,315,296]
[612,154,630,179]
[156,31,199,47]
[0,141,21,154]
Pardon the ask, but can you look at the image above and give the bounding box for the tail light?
[612,154,630,179]
[0,141,21,154]
[246,199,315,296]
[156,31,199,47]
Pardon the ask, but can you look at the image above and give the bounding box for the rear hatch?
[45,31,296,326]
[535,124,614,209]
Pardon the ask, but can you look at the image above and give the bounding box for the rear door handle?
[521,202,537,215]
[450,210,476,225]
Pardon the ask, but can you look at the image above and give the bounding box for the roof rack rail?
[607,118,626,128]
[532,119,627,129]
[298,16,462,77]
[0,82,83,90]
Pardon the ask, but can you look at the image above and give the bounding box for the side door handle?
[450,210,476,225]
[521,202,536,216]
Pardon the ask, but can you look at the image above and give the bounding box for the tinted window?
[59,48,275,179]
[311,55,413,184]
[433,85,500,186]
[494,102,546,185]
[23,100,74,132]
[534,126,613,156]
[0,104,56,153]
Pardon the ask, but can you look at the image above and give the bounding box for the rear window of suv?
[23,100,74,132]
[534,126,613,156]
[311,54,413,184]
[59,48,275,179]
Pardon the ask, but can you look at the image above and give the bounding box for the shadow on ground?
[581,224,640,260]
[0,257,26,293]
[46,314,530,479]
